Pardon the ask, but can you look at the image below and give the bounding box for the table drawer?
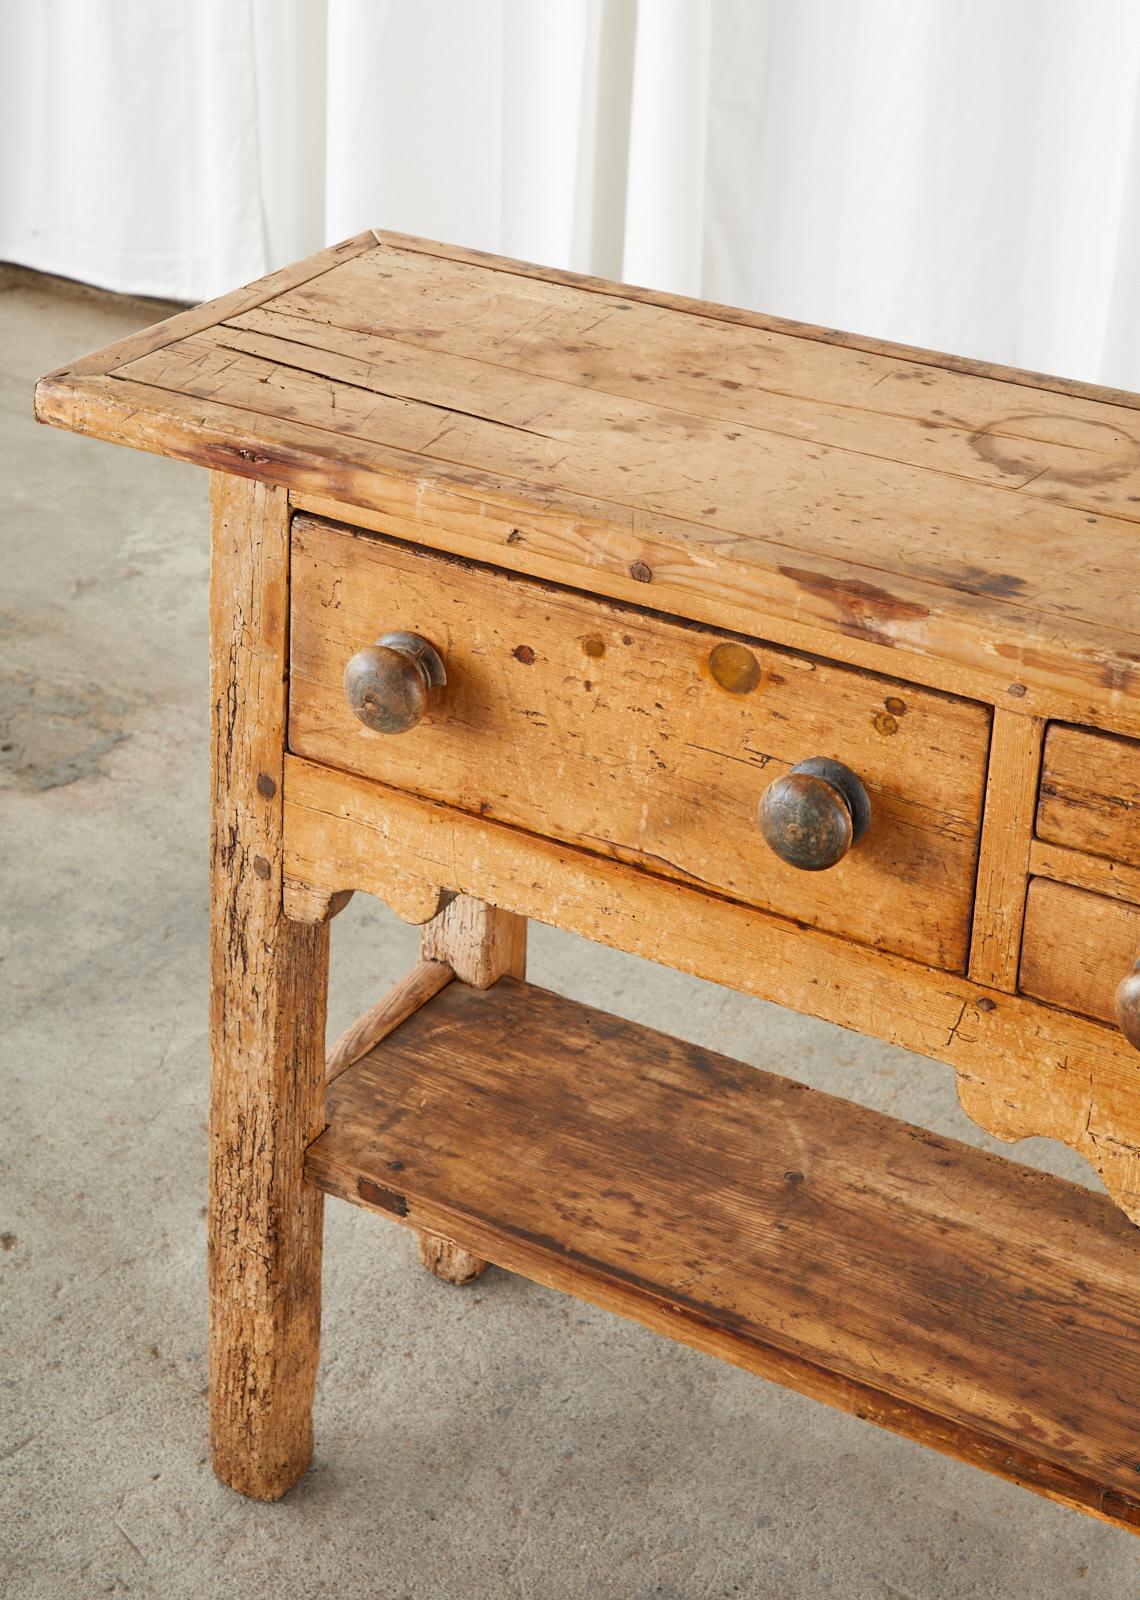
[1020,877,1140,1024]
[289,515,991,970]
[1038,724,1140,866]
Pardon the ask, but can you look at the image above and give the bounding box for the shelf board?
[306,976,1140,1530]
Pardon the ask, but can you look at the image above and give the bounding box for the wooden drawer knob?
[759,758,871,872]
[343,632,446,734]
[1116,963,1140,1051]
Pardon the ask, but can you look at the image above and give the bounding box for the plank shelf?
[305,976,1140,1531]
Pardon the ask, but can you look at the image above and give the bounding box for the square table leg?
[207,475,328,1500]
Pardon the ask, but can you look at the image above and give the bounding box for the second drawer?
[1021,878,1140,1026]
[289,516,991,970]
[1038,724,1140,867]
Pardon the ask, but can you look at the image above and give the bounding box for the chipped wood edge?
[326,960,454,1084]
[283,754,1140,1222]
[284,878,354,924]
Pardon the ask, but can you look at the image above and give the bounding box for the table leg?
[416,896,527,1283]
[207,475,327,1499]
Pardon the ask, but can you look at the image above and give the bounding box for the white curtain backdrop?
[3,0,1140,387]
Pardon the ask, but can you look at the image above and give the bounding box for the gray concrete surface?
[2,266,1135,1599]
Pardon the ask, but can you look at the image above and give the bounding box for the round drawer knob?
[343,631,446,734]
[1115,962,1140,1051]
[758,758,871,872]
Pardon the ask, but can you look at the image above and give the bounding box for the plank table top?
[34,229,1140,728]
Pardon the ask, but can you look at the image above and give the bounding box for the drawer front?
[1038,724,1140,866]
[289,516,991,970]
[1020,877,1140,1024]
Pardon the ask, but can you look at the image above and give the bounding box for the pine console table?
[36,232,1140,1529]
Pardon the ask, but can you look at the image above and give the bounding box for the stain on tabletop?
[779,565,928,642]
[971,413,1140,488]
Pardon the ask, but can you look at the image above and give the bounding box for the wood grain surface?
[38,228,1140,1522]
[414,894,528,1281]
[968,711,1043,989]
[289,516,990,971]
[207,476,328,1500]
[1038,724,1140,866]
[419,893,528,990]
[1027,838,1140,906]
[1021,877,1140,1027]
[33,232,1140,725]
[325,959,453,1083]
[306,976,1140,1531]
[282,754,1140,1221]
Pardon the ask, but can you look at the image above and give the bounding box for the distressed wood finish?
[61,230,378,378]
[32,232,1140,730]
[1027,838,1140,906]
[1038,724,1140,866]
[415,892,527,1282]
[306,977,1140,1532]
[419,893,528,990]
[367,231,1140,414]
[1020,877,1140,1028]
[283,879,354,924]
[36,233,1140,1522]
[207,476,329,1500]
[287,489,1130,736]
[326,960,453,1083]
[282,755,1140,1221]
[415,1232,487,1286]
[289,517,990,972]
[968,711,1044,989]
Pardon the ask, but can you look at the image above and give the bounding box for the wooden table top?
[35,229,1140,723]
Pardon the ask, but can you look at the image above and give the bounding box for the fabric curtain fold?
[2,0,1138,385]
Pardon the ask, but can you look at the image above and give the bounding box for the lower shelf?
[305,976,1140,1531]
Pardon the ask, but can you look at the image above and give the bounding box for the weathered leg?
[416,895,527,1283]
[208,474,328,1500]
[415,1231,488,1285]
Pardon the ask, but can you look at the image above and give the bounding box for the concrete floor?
[2,266,1136,1599]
